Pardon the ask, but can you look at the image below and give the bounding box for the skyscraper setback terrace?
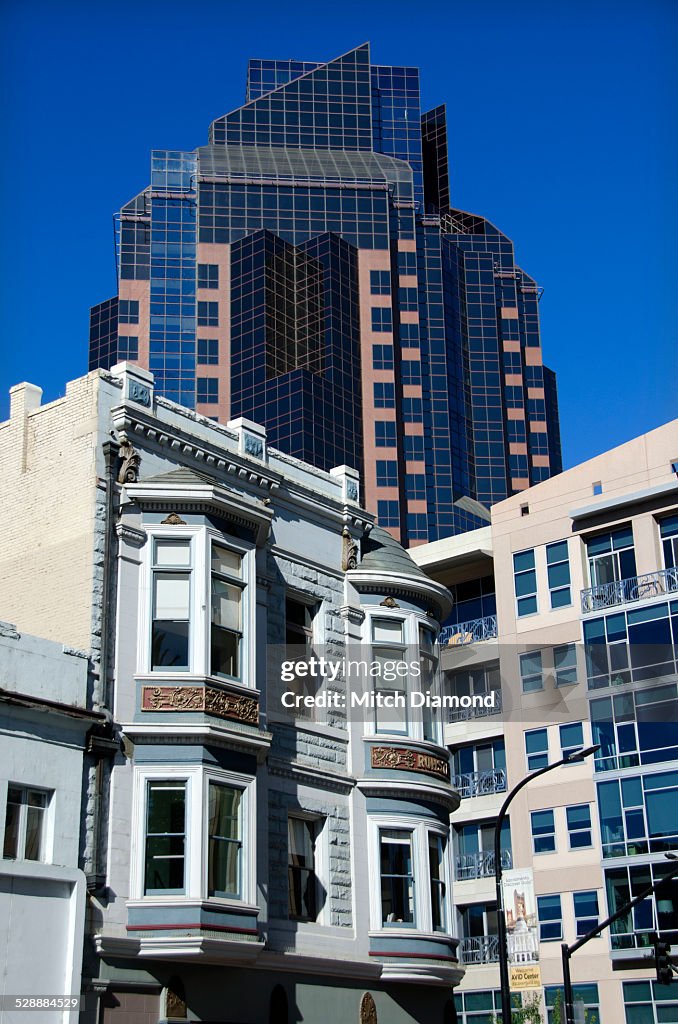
[89,42,562,545]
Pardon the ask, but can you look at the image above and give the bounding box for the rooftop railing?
[451,768,507,799]
[439,615,498,647]
[581,567,678,614]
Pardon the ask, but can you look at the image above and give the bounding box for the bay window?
[372,618,408,735]
[372,818,451,933]
[143,527,252,683]
[136,767,254,903]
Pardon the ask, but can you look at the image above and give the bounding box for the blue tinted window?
[371,307,393,333]
[198,339,218,365]
[376,460,398,487]
[197,378,218,403]
[375,421,397,447]
[377,500,400,527]
[370,269,391,295]
[537,893,561,939]
[198,263,219,289]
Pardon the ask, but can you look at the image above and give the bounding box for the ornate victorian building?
[0,363,462,1024]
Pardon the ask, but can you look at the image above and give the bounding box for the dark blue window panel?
[372,344,394,370]
[375,421,397,447]
[371,307,393,333]
[197,378,219,403]
[370,270,391,295]
[405,474,426,499]
[198,263,219,289]
[197,301,219,326]
[374,382,395,408]
[118,335,139,360]
[377,500,400,527]
[118,299,139,324]
[376,460,398,487]
[198,338,219,365]
[404,435,424,461]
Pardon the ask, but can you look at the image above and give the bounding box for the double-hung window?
[525,728,549,771]
[573,890,599,937]
[380,829,415,926]
[288,817,319,922]
[531,809,556,853]
[513,549,537,617]
[546,540,571,608]
[560,721,584,760]
[210,543,243,680]
[207,783,241,898]
[3,786,50,862]
[537,893,562,940]
[566,804,593,849]
[151,539,192,671]
[419,624,438,743]
[144,780,187,894]
[372,618,407,734]
[520,651,543,692]
[376,822,448,932]
[554,643,578,686]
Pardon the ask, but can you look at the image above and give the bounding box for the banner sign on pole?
[502,867,541,990]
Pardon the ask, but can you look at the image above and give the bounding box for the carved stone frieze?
[141,684,259,725]
[370,745,450,781]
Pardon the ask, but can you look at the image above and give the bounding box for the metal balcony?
[447,689,502,723]
[439,615,498,647]
[581,567,678,614]
[456,849,512,881]
[458,935,500,964]
[451,768,507,799]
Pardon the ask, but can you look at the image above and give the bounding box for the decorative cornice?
[266,756,355,794]
[347,569,452,621]
[357,777,460,813]
[339,605,365,625]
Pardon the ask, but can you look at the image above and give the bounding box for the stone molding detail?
[360,992,378,1024]
[342,526,359,571]
[117,439,140,484]
[371,745,450,781]
[141,685,259,725]
[380,596,399,608]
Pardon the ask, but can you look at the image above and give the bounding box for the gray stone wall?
[268,788,352,927]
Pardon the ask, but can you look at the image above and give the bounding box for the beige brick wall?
[0,373,101,650]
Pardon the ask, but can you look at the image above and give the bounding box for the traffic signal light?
[653,934,673,986]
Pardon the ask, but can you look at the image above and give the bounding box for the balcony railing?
[458,935,500,964]
[439,615,498,647]
[581,567,678,614]
[451,768,507,799]
[456,849,512,881]
[446,688,502,723]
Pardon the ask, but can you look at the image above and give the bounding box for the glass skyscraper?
[89,43,562,544]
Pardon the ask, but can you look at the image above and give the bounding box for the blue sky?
[1,0,676,468]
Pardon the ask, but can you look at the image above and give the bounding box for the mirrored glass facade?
[89,43,561,543]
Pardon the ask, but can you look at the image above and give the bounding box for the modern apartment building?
[88,43,562,545]
[0,364,462,1024]
[412,418,678,1024]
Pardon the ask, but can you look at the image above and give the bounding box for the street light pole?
[494,745,600,1024]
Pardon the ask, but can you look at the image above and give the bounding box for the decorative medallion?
[371,745,450,781]
[360,992,377,1024]
[116,440,140,484]
[244,433,264,459]
[141,685,259,725]
[342,526,359,571]
[160,511,187,526]
[379,597,399,608]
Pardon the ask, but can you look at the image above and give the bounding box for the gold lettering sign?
[141,685,259,725]
[371,746,450,781]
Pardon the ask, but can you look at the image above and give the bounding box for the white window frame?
[367,814,451,935]
[361,609,443,745]
[137,524,255,687]
[130,764,256,905]
[2,783,53,864]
